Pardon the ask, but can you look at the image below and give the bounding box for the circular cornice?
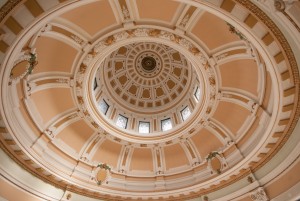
[76,27,213,143]
[91,41,202,137]
[100,42,194,113]
[0,0,299,201]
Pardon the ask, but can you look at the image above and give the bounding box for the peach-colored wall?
[31,88,75,123]
[136,0,180,23]
[92,139,122,167]
[219,59,259,96]
[61,0,116,36]
[164,144,189,169]
[192,12,239,50]
[34,36,77,73]
[56,119,94,153]
[213,101,250,135]
[130,148,153,171]
[191,128,223,158]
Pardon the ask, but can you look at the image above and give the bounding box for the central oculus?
[141,56,156,71]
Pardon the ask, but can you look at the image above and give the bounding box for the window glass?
[94,78,98,90]
[139,121,150,134]
[194,86,200,101]
[161,118,172,131]
[181,106,191,121]
[116,114,128,129]
[99,99,109,115]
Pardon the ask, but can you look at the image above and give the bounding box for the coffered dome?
[0,1,300,201]
[92,42,202,136]
[101,42,194,112]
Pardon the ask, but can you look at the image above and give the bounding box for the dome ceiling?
[0,0,299,201]
[101,42,193,113]
[93,41,200,135]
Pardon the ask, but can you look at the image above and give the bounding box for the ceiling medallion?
[141,56,156,71]
[135,50,162,78]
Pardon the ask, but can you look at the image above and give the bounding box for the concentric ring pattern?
[0,0,300,201]
[101,42,193,113]
[91,41,202,136]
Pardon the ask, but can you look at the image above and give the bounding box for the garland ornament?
[10,50,38,80]
[95,163,111,185]
[205,151,226,174]
[226,22,247,41]
[205,151,220,161]
[27,52,38,75]
[97,163,111,171]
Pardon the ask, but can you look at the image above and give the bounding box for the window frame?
[98,99,110,115]
[161,118,172,131]
[93,77,98,90]
[116,114,128,129]
[180,106,191,121]
[138,121,150,134]
[194,86,200,101]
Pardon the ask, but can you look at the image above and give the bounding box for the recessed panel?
[164,144,189,169]
[130,148,153,171]
[31,88,75,123]
[136,0,180,23]
[219,59,259,96]
[191,128,223,158]
[191,12,239,50]
[213,101,251,135]
[34,36,77,73]
[56,119,94,153]
[60,0,116,36]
